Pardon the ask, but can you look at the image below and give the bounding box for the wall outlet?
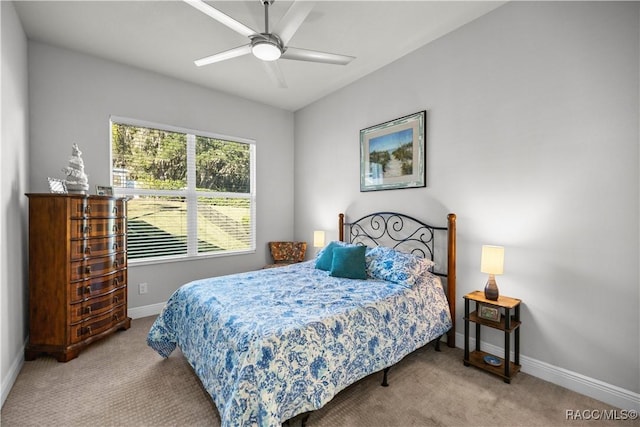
[138,282,148,294]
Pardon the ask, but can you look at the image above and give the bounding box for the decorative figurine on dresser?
[62,143,90,194]
[25,193,131,362]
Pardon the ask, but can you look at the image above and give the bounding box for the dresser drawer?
[70,253,126,282]
[71,218,125,239]
[70,288,126,324]
[71,270,126,303]
[70,305,127,344]
[70,198,125,219]
[70,235,125,260]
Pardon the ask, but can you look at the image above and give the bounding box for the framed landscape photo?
[478,303,501,322]
[360,110,426,192]
[95,185,113,196]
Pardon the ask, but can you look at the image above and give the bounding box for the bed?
[147,211,457,426]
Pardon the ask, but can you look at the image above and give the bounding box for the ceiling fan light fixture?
[252,40,281,61]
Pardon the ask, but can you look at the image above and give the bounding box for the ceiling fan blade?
[183,0,257,38]
[262,61,288,89]
[281,47,355,65]
[194,45,252,67]
[273,1,316,46]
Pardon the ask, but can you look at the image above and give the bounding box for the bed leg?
[283,412,310,427]
[381,367,390,387]
[435,336,442,352]
[300,413,310,427]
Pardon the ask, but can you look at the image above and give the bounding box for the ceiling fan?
[183,0,355,88]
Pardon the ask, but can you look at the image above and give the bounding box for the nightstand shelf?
[463,290,522,383]
[466,311,521,332]
[465,350,521,382]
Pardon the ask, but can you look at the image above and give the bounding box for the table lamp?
[313,231,325,251]
[481,245,504,300]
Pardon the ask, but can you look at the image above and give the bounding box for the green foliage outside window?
[111,121,254,261]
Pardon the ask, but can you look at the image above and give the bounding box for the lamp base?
[484,274,499,300]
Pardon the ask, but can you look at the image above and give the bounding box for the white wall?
[27,42,295,308]
[294,0,639,398]
[4,0,638,412]
[1,1,29,406]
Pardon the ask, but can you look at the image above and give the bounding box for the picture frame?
[95,185,114,196]
[478,303,501,322]
[47,177,68,194]
[360,110,426,192]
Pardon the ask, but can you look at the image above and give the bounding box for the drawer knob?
[112,224,119,233]
[113,242,118,251]
[86,326,92,335]
[83,225,91,234]
[84,246,91,255]
[113,260,119,269]
[114,296,119,303]
[84,205,91,214]
[112,206,118,215]
[113,278,119,286]
[85,285,92,294]
[85,266,91,274]
[85,306,92,315]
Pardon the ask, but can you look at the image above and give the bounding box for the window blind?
[110,117,255,262]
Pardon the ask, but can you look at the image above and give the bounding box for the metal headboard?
[338,211,457,348]
[340,212,444,274]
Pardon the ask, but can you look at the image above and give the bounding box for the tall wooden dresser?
[25,194,131,362]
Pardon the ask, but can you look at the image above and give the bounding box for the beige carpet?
[1,316,631,426]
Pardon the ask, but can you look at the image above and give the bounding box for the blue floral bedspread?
[147,261,452,427]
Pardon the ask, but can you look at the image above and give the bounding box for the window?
[110,117,256,262]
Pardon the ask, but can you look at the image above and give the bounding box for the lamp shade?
[480,245,504,275]
[313,230,326,248]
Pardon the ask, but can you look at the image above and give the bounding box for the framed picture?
[95,185,114,196]
[360,110,426,192]
[478,303,501,322]
[47,177,67,194]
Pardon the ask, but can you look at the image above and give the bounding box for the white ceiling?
[14,1,505,111]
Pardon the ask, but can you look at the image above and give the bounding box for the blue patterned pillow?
[330,246,367,279]
[366,246,435,285]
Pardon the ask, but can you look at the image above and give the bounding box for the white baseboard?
[1,337,26,408]
[456,332,640,411]
[128,302,165,319]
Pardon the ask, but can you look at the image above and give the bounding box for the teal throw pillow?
[315,241,342,271]
[329,245,367,279]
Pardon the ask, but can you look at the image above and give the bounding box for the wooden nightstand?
[463,290,521,383]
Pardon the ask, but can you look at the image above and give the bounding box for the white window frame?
[109,116,256,265]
